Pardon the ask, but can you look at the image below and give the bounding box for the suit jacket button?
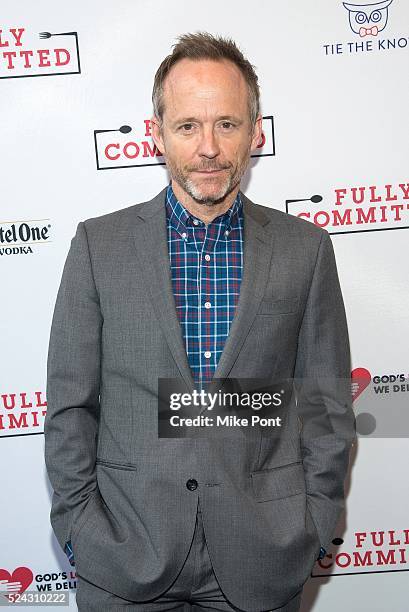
[186,479,198,491]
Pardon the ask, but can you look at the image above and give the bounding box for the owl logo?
[343,0,393,37]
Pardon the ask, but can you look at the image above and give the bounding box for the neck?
[171,179,240,225]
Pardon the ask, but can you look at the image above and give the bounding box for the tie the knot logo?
[343,0,393,36]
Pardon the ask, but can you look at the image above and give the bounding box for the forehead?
[162,58,248,119]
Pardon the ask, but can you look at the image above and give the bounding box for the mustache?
[188,164,231,172]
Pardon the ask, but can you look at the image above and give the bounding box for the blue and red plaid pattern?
[64,540,75,566]
[165,182,244,389]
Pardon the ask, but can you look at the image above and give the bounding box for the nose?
[197,125,220,158]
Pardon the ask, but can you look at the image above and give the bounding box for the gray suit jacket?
[44,186,356,612]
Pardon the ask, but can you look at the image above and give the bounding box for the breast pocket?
[257,297,299,315]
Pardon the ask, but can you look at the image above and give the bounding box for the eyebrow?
[171,115,243,126]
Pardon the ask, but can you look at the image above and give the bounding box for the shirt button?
[225,230,229,236]
[181,232,187,238]
[204,351,211,358]
[193,219,199,225]
[204,301,211,309]
[204,254,211,261]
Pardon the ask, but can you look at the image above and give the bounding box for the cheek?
[163,140,185,163]
[170,138,197,158]
[229,146,250,170]
[225,137,251,159]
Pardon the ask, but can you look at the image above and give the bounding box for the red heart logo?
[351,368,371,401]
[0,567,33,601]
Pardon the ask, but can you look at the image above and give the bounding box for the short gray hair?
[152,31,261,127]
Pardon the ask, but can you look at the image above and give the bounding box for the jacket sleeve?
[44,220,101,552]
[293,229,356,553]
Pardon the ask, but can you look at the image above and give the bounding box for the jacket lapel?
[132,186,275,395]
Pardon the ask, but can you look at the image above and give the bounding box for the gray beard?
[181,174,238,206]
[169,156,250,207]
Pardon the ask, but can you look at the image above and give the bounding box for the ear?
[150,115,166,155]
[250,115,263,154]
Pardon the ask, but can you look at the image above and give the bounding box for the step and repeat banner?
[1,0,408,610]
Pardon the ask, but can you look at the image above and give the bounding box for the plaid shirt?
[165,182,244,387]
[64,183,326,564]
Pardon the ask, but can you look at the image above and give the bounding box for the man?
[44,32,356,612]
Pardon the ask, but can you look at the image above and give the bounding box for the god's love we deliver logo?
[94,116,275,170]
[0,26,80,78]
[323,0,409,56]
[350,367,409,438]
[0,566,76,604]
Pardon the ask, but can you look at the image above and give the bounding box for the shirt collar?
[165,182,242,235]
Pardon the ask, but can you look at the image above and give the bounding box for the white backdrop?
[1,0,408,610]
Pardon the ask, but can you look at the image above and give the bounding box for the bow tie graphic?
[359,26,379,37]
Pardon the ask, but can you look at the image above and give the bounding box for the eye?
[180,123,194,132]
[220,121,234,130]
[355,12,367,24]
[370,10,382,22]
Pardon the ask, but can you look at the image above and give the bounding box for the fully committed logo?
[94,116,275,170]
[0,27,80,78]
[0,389,48,437]
[285,182,409,234]
[343,0,393,37]
[312,528,409,577]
